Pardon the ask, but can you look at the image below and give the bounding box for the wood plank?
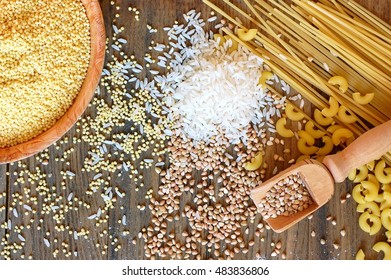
[0,164,7,260]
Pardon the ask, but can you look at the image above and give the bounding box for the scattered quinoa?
[0,0,90,148]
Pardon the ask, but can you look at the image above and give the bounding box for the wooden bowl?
[0,0,106,164]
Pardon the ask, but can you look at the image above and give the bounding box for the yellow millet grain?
[0,0,90,148]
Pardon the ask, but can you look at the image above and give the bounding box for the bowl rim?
[0,0,106,164]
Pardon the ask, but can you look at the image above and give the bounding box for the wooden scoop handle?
[323,120,391,183]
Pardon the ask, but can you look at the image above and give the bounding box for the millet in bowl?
[0,0,105,162]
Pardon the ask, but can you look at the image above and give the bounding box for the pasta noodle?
[285,103,305,121]
[276,117,295,138]
[297,138,319,155]
[322,96,339,118]
[361,180,379,202]
[326,124,343,133]
[316,135,334,156]
[366,174,379,189]
[374,159,391,184]
[352,92,375,105]
[383,184,391,193]
[276,118,295,138]
[331,127,354,145]
[373,242,391,260]
[338,105,358,123]
[356,201,381,217]
[366,160,376,171]
[386,231,391,242]
[355,249,365,260]
[237,28,257,41]
[328,76,349,93]
[244,152,263,171]
[380,192,391,211]
[298,130,315,146]
[348,168,357,181]
[314,109,333,126]
[352,183,366,204]
[380,208,391,231]
[305,121,325,139]
[352,165,369,183]
[358,211,381,235]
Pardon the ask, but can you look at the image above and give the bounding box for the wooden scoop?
[250,120,391,233]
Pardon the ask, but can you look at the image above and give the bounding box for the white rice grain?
[44,238,50,248]
[18,234,26,242]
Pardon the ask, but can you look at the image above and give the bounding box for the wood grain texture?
[0,0,390,261]
[0,165,6,256]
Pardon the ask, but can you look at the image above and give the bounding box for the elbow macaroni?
[381,208,391,231]
[352,92,374,105]
[314,109,333,126]
[332,127,354,145]
[297,130,318,155]
[305,121,325,139]
[348,168,357,181]
[298,130,315,146]
[351,165,369,183]
[383,184,391,193]
[338,105,358,123]
[356,201,381,216]
[244,152,263,171]
[297,138,319,155]
[374,159,391,184]
[361,180,379,202]
[327,124,343,134]
[386,231,391,241]
[276,117,294,138]
[353,159,391,244]
[328,76,349,93]
[237,28,257,41]
[352,184,366,204]
[316,135,333,156]
[380,192,391,211]
[373,242,391,260]
[366,160,375,171]
[367,174,380,189]
[285,103,305,121]
[322,96,339,118]
[375,192,384,204]
[372,182,391,203]
[355,249,365,260]
[358,211,381,235]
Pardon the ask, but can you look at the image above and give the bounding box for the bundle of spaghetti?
[203,0,391,163]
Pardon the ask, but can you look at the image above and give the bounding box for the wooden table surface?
[0,0,390,260]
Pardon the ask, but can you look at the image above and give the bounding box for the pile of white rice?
[158,13,285,145]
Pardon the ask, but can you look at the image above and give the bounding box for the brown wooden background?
[0,0,390,260]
